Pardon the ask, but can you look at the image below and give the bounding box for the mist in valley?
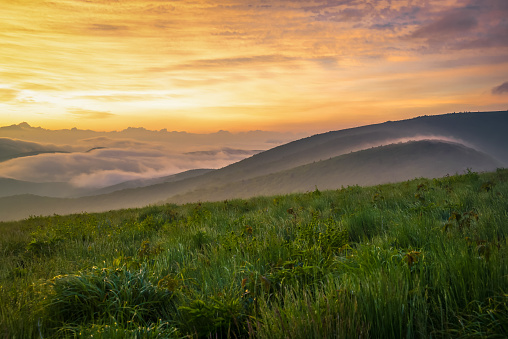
[0,123,306,197]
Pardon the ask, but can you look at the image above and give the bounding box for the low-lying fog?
[0,123,308,189]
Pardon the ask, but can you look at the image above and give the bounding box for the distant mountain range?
[0,111,506,221]
[0,121,304,149]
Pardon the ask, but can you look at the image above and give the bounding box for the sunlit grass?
[1,169,507,338]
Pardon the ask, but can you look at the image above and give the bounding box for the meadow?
[1,169,507,338]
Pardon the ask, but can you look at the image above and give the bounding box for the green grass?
[1,169,508,338]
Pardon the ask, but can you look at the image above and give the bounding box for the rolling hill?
[0,111,506,221]
[193,111,508,185]
[164,140,501,203]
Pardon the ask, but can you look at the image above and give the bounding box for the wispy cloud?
[411,10,478,40]
[492,82,508,95]
[176,55,301,70]
[68,109,116,119]
[409,0,508,51]
[0,88,18,102]
[88,24,128,32]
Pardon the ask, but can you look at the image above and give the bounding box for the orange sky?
[1,0,507,133]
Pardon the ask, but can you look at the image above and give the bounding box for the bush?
[45,266,176,330]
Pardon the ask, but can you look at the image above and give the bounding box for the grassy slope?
[1,169,507,338]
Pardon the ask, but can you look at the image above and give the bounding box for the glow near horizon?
[1,0,508,133]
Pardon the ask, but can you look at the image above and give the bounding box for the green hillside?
[1,169,507,338]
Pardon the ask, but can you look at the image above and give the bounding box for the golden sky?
[1,0,508,133]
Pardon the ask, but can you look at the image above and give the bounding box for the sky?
[1,0,508,133]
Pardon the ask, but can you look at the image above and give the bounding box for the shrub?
[178,294,247,338]
[45,266,176,330]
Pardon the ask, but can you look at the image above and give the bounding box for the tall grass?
[1,169,507,338]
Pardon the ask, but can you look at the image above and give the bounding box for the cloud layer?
[0,126,287,188]
[0,146,259,188]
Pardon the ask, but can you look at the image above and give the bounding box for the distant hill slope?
[0,138,68,162]
[0,178,89,198]
[0,169,215,198]
[164,140,502,203]
[198,111,508,185]
[89,169,215,196]
[0,139,501,221]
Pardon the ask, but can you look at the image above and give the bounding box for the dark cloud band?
[492,82,508,95]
